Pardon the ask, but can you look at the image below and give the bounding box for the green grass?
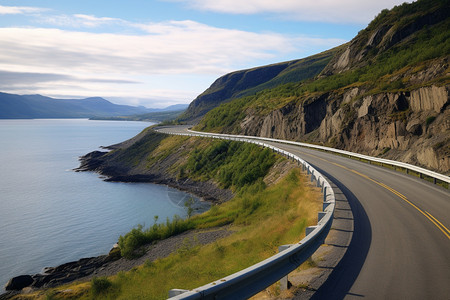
[90,277,113,297]
[109,129,167,168]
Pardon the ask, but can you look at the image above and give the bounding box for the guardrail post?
[278,245,292,291]
[318,212,326,222]
[169,289,189,297]
[306,226,318,236]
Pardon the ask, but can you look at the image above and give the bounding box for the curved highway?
[157,126,450,300]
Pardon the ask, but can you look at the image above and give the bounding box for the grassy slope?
[195,0,450,133]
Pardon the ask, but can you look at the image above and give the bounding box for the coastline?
[75,149,234,204]
[2,145,233,296]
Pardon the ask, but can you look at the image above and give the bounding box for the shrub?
[118,225,148,258]
[91,277,112,296]
[184,141,276,190]
[118,217,194,259]
[426,116,436,125]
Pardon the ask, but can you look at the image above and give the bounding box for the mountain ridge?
[0,92,186,119]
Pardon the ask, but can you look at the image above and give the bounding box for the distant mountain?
[0,93,154,119]
[91,108,187,122]
[160,104,188,112]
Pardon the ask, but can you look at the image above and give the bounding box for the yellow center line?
[425,211,450,236]
[295,149,450,241]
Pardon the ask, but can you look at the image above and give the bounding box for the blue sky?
[0,0,408,108]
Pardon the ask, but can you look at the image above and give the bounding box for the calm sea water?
[0,119,201,289]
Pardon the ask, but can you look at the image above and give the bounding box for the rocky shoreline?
[75,150,234,203]
[2,228,232,298]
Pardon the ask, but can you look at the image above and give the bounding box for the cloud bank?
[0,17,343,105]
[168,0,408,24]
[0,5,46,15]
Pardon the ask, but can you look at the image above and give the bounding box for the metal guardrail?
[187,129,450,186]
[154,128,336,300]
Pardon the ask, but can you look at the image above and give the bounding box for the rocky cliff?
[239,82,449,174]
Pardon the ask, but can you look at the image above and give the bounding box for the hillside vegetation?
[194,0,450,173]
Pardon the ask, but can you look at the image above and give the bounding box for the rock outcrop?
[238,84,449,174]
[4,275,33,291]
[3,249,120,292]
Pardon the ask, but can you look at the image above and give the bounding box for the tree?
[184,197,195,219]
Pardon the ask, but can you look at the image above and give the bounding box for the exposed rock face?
[238,84,450,174]
[410,85,448,113]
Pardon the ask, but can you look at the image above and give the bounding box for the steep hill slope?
[194,0,450,174]
[179,47,340,122]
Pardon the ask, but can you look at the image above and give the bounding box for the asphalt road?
[156,126,450,300]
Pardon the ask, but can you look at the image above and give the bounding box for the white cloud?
[167,0,408,24]
[0,22,342,76]
[0,5,46,15]
[41,13,123,28]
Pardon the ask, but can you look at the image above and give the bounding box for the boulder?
[4,275,33,291]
